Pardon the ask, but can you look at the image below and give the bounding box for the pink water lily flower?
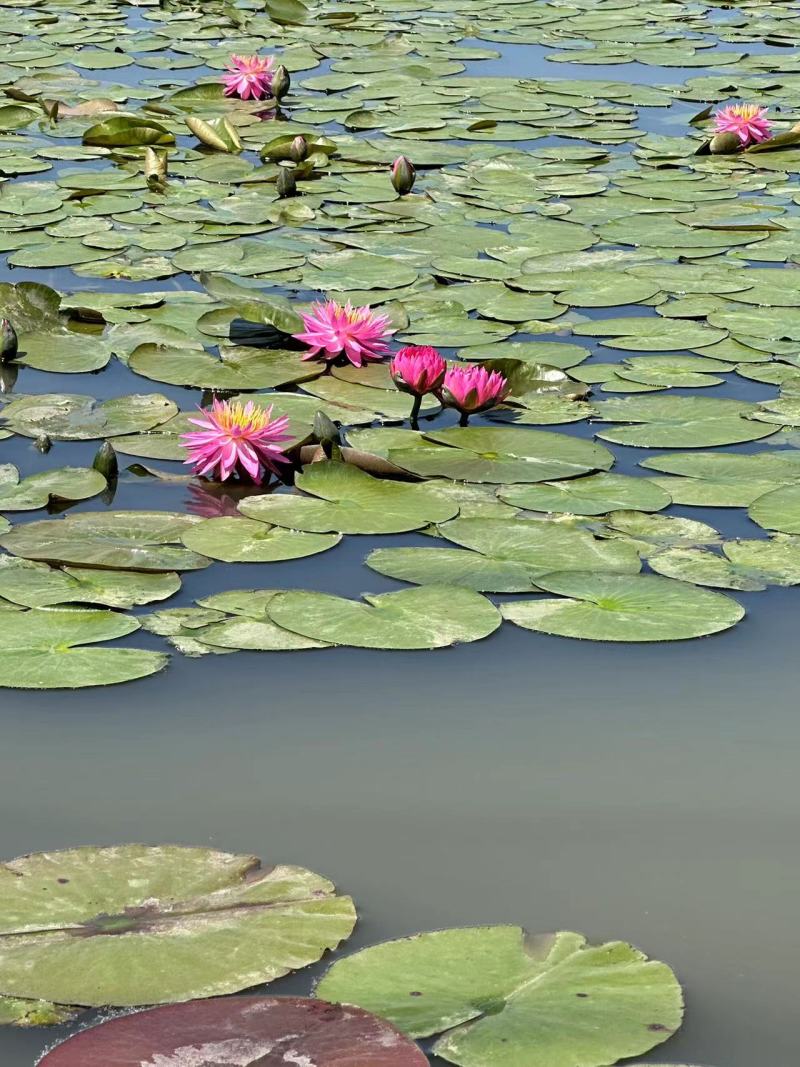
[293,300,394,367]
[222,55,275,101]
[440,364,509,425]
[181,399,291,484]
[713,103,773,147]
[390,346,447,396]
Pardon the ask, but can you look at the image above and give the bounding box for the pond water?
[1,1,800,1064]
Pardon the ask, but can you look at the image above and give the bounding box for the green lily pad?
[365,547,537,593]
[0,845,355,1005]
[723,535,800,586]
[0,394,177,441]
[438,516,641,575]
[749,484,800,533]
[648,548,767,591]
[317,926,683,1067]
[0,512,210,572]
[593,396,778,448]
[0,608,166,689]
[502,572,744,642]
[0,466,106,511]
[268,585,501,649]
[0,557,180,608]
[240,461,458,535]
[391,426,614,483]
[498,474,670,516]
[128,344,319,391]
[181,517,341,563]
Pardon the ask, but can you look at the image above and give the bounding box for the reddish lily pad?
[37,996,427,1066]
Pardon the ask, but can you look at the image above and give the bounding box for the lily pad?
[366,547,538,593]
[316,926,683,1067]
[0,466,106,511]
[391,426,614,484]
[267,586,501,649]
[0,557,180,608]
[593,396,778,448]
[240,461,458,535]
[502,572,744,642]
[0,512,210,572]
[749,484,800,534]
[38,996,428,1066]
[181,517,341,563]
[498,474,670,516]
[0,608,166,689]
[0,394,177,441]
[0,845,355,1005]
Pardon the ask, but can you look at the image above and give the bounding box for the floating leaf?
[0,512,210,572]
[0,557,180,608]
[502,573,744,642]
[0,845,355,1005]
[749,484,800,534]
[240,461,458,535]
[317,926,683,1067]
[0,394,177,441]
[268,586,501,649]
[181,517,341,563]
[366,547,537,593]
[39,996,427,1066]
[498,474,670,516]
[0,608,166,689]
[0,465,105,511]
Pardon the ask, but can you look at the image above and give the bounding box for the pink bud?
[440,364,509,418]
[391,155,416,195]
[390,346,446,397]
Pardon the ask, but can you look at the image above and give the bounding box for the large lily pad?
[0,557,180,608]
[498,473,670,516]
[749,484,800,534]
[391,427,614,483]
[38,996,427,1066]
[240,461,458,534]
[366,547,538,593]
[0,608,166,689]
[0,466,106,511]
[0,845,355,1006]
[316,926,683,1067]
[501,573,744,642]
[0,512,210,572]
[181,517,341,563]
[0,394,177,441]
[593,396,778,448]
[267,586,502,649]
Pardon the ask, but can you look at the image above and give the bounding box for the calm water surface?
[1,17,798,1067]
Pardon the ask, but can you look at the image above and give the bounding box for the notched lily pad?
[0,845,355,1006]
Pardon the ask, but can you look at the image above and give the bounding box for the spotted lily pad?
[502,573,744,642]
[0,394,177,441]
[317,926,683,1067]
[38,996,428,1066]
[267,586,501,649]
[0,845,355,1006]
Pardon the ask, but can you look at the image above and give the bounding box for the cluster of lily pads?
[3,0,800,688]
[0,842,696,1067]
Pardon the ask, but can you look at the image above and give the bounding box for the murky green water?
[2,3,800,1064]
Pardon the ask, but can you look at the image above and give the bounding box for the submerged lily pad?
[502,573,744,642]
[317,926,683,1067]
[0,608,166,689]
[268,586,501,649]
[0,845,355,1006]
[39,996,428,1066]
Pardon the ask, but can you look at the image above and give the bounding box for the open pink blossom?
[222,55,275,101]
[713,103,772,147]
[440,364,509,424]
[390,346,446,396]
[181,399,291,484]
[293,300,394,366]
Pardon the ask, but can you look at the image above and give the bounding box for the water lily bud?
[289,135,308,162]
[144,146,167,186]
[313,410,340,447]
[0,319,18,363]
[271,65,290,102]
[93,440,118,483]
[276,164,297,198]
[391,155,416,196]
[35,433,52,454]
[710,131,742,154]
